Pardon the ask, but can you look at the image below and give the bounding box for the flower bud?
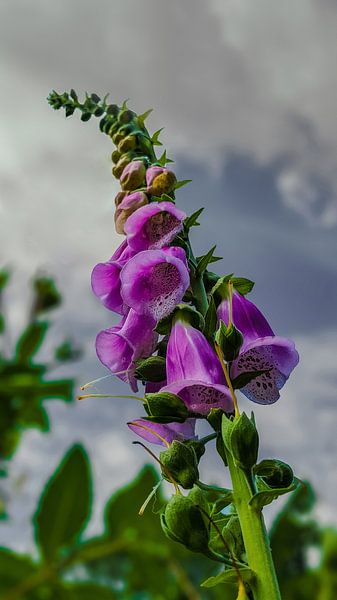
[146,166,177,196]
[160,440,199,488]
[120,160,146,191]
[112,154,133,179]
[135,356,167,383]
[222,412,259,469]
[111,150,121,164]
[161,487,210,552]
[118,134,138,154]
[215,320,243,362]
[144,391,189,422]
[114,191,148,234]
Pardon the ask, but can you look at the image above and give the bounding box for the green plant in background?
[0,270,80,476]
[0,442,337,599]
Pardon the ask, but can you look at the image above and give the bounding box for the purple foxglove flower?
[162,321,233,415]
[120,247,190,321]
[114,191,148,235]
[91,240,135,314]
[145,380,167,394]
[96,309,158,392]
[120,160,146,191]
[146,166,177,195]
[124,201,186,251]
[218,291,299,404]
[128,418,196,446]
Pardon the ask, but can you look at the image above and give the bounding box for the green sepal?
[253,459,294,489]
[207,409,229,466]
[222,515,245,559]
[231,369,272,390]
[174,179,192,190]
[135,356,167,382]
[249,478,300,511]
[195,246,219,276]
[215,320,243,362]
[184,207,204,230]
[222,413,259,470]
[144,391,189,422]
[157,149,174,166]
[210,275,254,306]
[151,128,164,146]
[160,440,199,489]
[137,108,153,127]
[161,486,210,552]
[156,304,204,335]
[201,566,254,588]
[203,295,217,343]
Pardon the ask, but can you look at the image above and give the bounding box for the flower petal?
[231,336,299,404]
[166,321,226,385]
[91,242,136,313]
[120,248,190,321]
[218,291,274,346]
[162,380,233,415]
[125,202,186,251]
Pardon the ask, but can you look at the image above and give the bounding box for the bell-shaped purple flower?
[96,309,158,392]
[218,291,299,404]
[128,418,196,446]
[162,321,233,415]
[124,201,186,251]
[91,241,135,314]
[120,247,190,321]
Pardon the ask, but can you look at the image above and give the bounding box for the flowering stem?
[226,450,281,600]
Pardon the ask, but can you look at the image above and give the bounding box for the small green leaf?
[138,108,153,127]
[249,478,300,511]
[34,444,92,560]
[174,179,192,190]
[16,321,49,363]
[0,549,38,593]
[196,246,218,276]
[201,566,254,588]
[0,313,5,334]
[151,128,164,146]
[231,277,255,296]
[231,369,271,389]
[203,296,217,343]
[157,150,174,166]
[184,207,204,230]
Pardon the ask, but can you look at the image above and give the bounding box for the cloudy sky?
[1,0,337,548]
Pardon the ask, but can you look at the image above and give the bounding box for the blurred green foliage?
[0,441,336,599]
[0,269,82,465]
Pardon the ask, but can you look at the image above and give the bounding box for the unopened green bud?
[144,392,189,422]
[111,150,121,164]
[135,356,167,383]
[118,134,138,153]
[118,109,135,124]
[112,154,133,179]
[222,412,259,469]
[160,440,199,488]
[215,320,243,362]
[161,487,210,552]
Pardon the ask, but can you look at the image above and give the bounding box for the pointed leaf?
[34,444,92,560]
[231,277,255,296]
[201,566,254,587]
[203,296,217,343]
[151,128,164,146]
[174,179,192,190]
[138,108,153,127]
[0,549,38,594]
[184,207,204,230]
[196,246,218,276]
[157,150,174,166]
[16,321,49,363]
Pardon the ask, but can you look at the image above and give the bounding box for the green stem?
[226,451,281,600]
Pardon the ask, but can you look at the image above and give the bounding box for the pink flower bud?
[120,160,146,191]
[146,166,177,196]
[114,191,149,234]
